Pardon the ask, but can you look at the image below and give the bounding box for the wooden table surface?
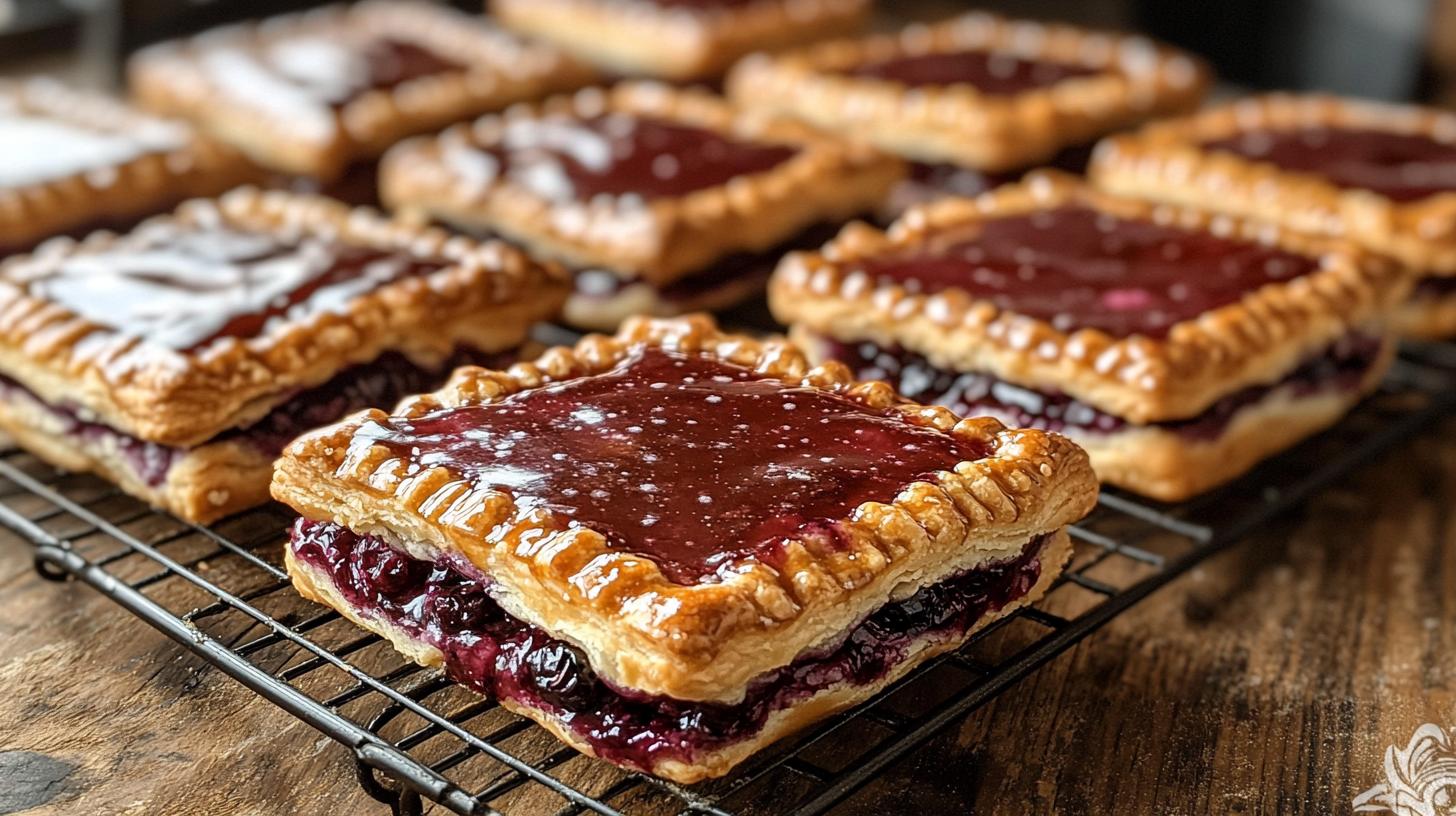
[1,410,1452,816]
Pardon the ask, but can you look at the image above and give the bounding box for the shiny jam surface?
[853,206,1320,338]
[1203,128,1456,203]
[289,518,1048,770]
[23,224,446,351]
[849,50,1101,94]
[350,347,988,584]
[489,113,798,201]
[828,334,1384,438]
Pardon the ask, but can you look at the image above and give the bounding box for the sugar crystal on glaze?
[350,347,988,583]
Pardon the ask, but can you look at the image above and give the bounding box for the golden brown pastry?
[1090,93,1456,339]
[0,188,566,522]
[0,77,257,259]
[770,172,1410,501]
[490,0,870,82]
[128,1,596,182]
[272,314,1097,782]
[726,11,1209,213]
[380,82,903,329]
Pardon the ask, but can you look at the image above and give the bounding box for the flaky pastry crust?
[272,314,1097,703]
[1089,94,1456,276]
[380,82,904,286]
[770,171,1410,425]
[128,1,595,181]
[0,187,568,449]
[725,12,1210,172]
[490,0,869,82]
[0,77,258,255]
[1394,291,1456,339]
[285,528,1072,783]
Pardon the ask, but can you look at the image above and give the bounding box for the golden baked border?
[490,0,869,82]
[1089,93,1456,275]
[380,82,904,285]
[725,11,1211,172]
[271,314,1097,703]
[769,171,1411,424]
[128,0,596,180]
[0,186,569,448]
[0,77,257,255]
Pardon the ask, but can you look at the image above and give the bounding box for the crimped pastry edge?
[0,186,569,448]
[1088,93,1456,275]
[725,10,1211,172]
[769,170,1411,424]
[490,0,870,82]
[285,527,1073,783]
[0,77,259,253]
[128,0,596,179]
[271,314,1097,703]
[380,81,905,285]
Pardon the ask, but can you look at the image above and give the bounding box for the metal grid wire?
[3,341,1455,816]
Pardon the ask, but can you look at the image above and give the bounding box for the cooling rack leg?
[33,545,73,583]
[395,790,424,816]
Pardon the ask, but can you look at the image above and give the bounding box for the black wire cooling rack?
[3,340,1456,816]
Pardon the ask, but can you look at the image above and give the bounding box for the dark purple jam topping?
[29,225,448,352]
[1202,128,1456,204]
[364,39,462,91]
[289,518,1048,770]
[489,113,798,201]
[0,346,514,489]
[849,50,1101,94]
[349,348,988,584]
[826,333,1384,439]
[852,205,1321,339]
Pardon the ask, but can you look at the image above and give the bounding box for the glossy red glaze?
[852,205,1320,338]
[1203,127,1456,203]
[489,113,798,201]
[849,50,1100,94]
[351,347,988,584]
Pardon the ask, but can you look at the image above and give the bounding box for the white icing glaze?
[25,225,419,350]
[499,113,626,201]
[199,47,343,141]
[0,115,186,189]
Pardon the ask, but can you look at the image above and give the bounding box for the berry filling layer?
[568,220,845,305]
[847,50,1101,94]
[18,220,448,352]
[820,333,1384,439]
[885,144,1095,216]
[1414,275,1456,300]
[481,112,799,201]
[1202,127,1456,203]
[0,346,512,489]
[850,205,1320,338]
[289,518,1051,771]
[350,347,989,584]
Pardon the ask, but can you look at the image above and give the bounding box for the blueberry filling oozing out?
[825,334,1384,440]
[290,518,1051,770]
[0,346,513,488]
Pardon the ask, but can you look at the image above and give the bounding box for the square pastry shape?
[128,1,596,182]
[770,172,1410,502]
[1090,94,1456,339]
[0,77,257,259]
[271,314,1097,782]
[380,82,905,329]
[0,188,567,523]
[490,0,869,82]
[726,11,1210,176]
